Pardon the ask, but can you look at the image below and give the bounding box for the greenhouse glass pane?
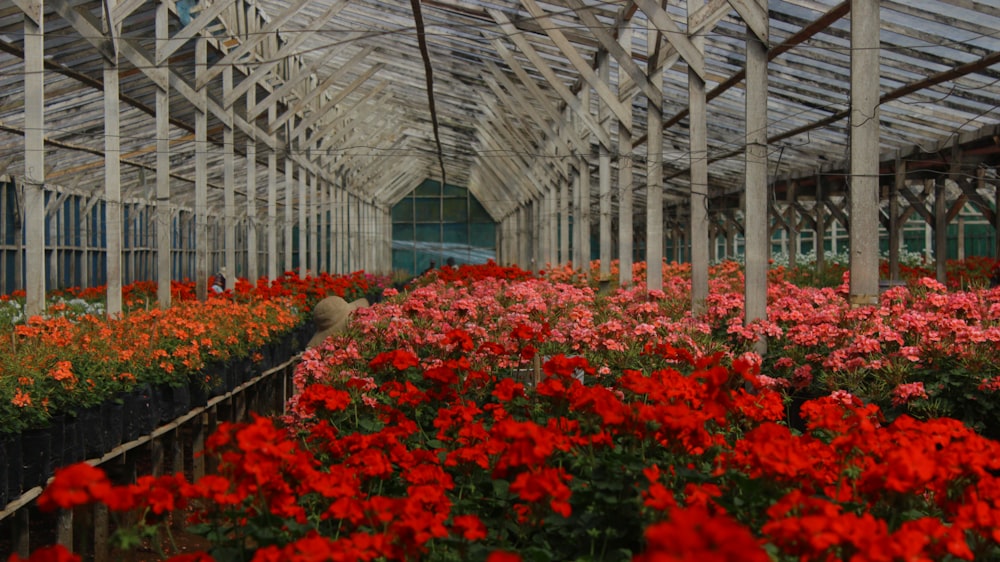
[393,249,412,273]
[415,223,441,243]
[392,198,414,222]
[443,183,465,197]
[394,223,414,241]
[414,198,441,221]
[415,180,440,196]
[442,198,468,221]
[469,196,491,222]
[443,223,468,244]
[469,223,495,248]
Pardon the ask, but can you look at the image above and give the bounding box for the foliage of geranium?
[25,262,1000,562]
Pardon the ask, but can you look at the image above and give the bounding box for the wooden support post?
[93,503,109,562]
[104,1,123,315]
[150,435,165,477]
[155,0,171,307]
[646,17,664,292]
[889,158,904,280]
[991,168,1000,260]
[787,183,798,268]
[247,86,258,281]
[57,508,73,550]
[745,7,769,352]
[688,2,708,314]
[299,167,307,277]
[284,156,294,273]
[560,165,570,265]
[848,0,880,306]
[309,173,318,274]
[223,66,236,289]
[598,54,612,281]
[192,412,207,480]
[578,87,592,273]
[268,105,279,280]
[816,174,826,273]
[935,178,947,283]
[195,38,209,301]
[13,507,29,558]
[617,22,634,286]
[22,0,45,316]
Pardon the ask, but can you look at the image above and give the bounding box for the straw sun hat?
[306,295,369,349]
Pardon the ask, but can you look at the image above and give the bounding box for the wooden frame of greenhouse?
[0,0,998,322]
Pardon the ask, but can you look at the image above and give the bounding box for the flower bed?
[0,270,385,503]
[21,261,1000,561]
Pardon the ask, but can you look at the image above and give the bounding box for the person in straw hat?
[307,295,369,348]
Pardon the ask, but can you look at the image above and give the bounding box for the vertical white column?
[645,21,664,292]
[299,165,308,277]
[618,23,634,286]
[284,155,294,273]
[195,38,209,301]
[309,172,319,274]
[155,0,171,308]
[105,1,123,315]
[848,0,881,306]
[246,87,258,282]
[223,66,236,288]
[744,5,770,350]
[267,105,278,281]
[598,55,612,281]
[22,2,45,315]
[688,5,708,314]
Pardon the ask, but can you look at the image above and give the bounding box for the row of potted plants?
[0,270,389,506]
[22,259,1000,561]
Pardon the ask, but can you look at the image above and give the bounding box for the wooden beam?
[49,0,117,63]
[22,1,45,315]
[224,1,351,107]
[518,0,632,126]
[727,0,769,44]
[157,0,239,64]
[289,64,385,141]
[633,0,705,80]
[11,0,41,26]
[488,8,613,148]
[196,0,317,90]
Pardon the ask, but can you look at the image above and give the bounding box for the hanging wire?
[410,0,447,190]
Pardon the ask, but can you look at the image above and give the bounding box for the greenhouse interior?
[2,0,1000,560]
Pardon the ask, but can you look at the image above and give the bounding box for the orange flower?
[12,388,32,408]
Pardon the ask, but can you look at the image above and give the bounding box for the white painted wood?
[744,18,769,349]
[157,0,239,64]
[12,0,41,25]
[633,0,706,80]
[560,156,570,266]
[48,0,116,62]
[104,0,123,316]
[598,52,613,281]
[689,2,709,315]
[284,156,294,273]
[198,0,316,91]
[646,21,664,293]
[246,86,258,281]
[227,7,351,110]
[23,2,45,316]
[224,66,237,289]
[156,0,171,308]
[299,159,307,278]
[289,64,386,140]
[519,0,632,127]
[565,0,660,114]
[267,105,279,281]
[618,21,635,287]
[848,0,880,306]
[196,38,209,300]
[310,172,319,274]
[577,88,592,272]
[488,8,612,149]
[728,0,769,44]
